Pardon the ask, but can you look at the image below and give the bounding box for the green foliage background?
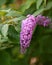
[0,0,52,65]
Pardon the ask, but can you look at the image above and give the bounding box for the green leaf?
[33,8,44,16]
[36,0,43,9]
[19,0,35,12]
[0,9,11,16]
[1,24,9,37]
[6,16,25,23]
[23,2,36,16]
[0,11,7,16]
[7,25,19,42]
[6,10,22,17]
[0,51,11,65]
[0,36,8,43]
[44,0,46,6]
[45,1,52,10]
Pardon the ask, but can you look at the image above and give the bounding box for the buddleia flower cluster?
[20,15,37,54]
[20,15,51,54]
[36,15,51,27]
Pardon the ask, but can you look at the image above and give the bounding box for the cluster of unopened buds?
[20,14,51,54]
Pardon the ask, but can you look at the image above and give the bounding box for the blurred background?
[0,0,52,65]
